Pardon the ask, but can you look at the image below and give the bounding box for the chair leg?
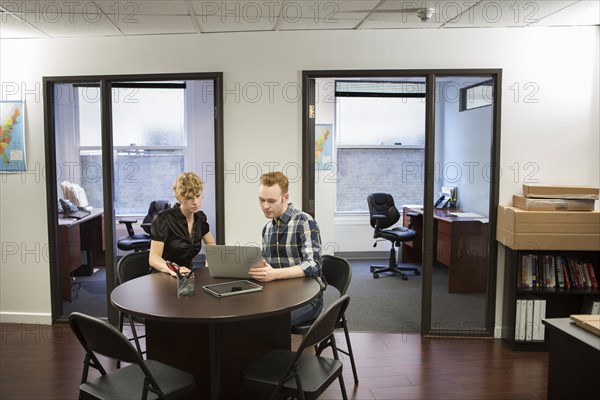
[127,315,144,356]
[341,317,359,385]
[117,311,145,369]
[117,313,124,369]
[315,326,359,385]
[330,338,348,400]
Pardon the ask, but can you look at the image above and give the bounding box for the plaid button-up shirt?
[261,203,322,278]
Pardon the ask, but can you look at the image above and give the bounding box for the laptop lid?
[205,245,263,279]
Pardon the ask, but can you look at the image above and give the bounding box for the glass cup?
[177,275,195,297]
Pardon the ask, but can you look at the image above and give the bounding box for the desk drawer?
[436,220,451,266]
[437,219,452,236]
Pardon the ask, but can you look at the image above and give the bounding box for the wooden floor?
[0,323,548,400]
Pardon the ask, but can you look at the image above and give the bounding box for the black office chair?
[117,200,171,252]
[68,312,196,400]
[291,255,358,385]
[367,193,420,280]
[242,295,351,400]
[116,251,151,366]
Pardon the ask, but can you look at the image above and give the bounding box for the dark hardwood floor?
[1,323,548,400]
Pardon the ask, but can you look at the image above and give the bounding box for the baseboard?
[334,251,389,259]
[0,311,52,324]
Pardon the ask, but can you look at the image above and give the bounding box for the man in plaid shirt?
[249,171,325,325]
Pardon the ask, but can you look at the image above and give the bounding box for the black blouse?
[150,204,210,268]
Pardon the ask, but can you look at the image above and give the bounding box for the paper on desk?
[449,212,485,218]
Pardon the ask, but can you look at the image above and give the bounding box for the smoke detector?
[416,8,435,22]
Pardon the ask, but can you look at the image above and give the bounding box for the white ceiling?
[1,0,598,39]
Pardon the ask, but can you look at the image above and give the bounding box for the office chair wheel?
[415,270,421,276]
[401,275,408,281]
[370,266,376,273]
[373,272,379,279]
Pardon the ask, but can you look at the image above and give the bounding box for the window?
[460,80,493,111]
[77,84,187,215]
[334,81,426,212]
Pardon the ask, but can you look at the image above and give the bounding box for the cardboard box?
[496,205,600,250]
[523,184,599,200]
[512,195,596,211]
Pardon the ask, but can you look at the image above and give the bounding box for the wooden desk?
[542,318,600,399]
[58,209,104,301]
[111,270,321,400]
[402,207,489,293]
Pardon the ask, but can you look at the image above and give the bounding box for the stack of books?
[60,181,90,209]
[519,253,598,289]
[512,184,599,211]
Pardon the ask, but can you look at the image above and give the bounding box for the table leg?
[209,323,220,400]
[145,314,291,399]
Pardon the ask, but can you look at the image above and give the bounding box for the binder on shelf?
[525,299,534,341]
[581,296,600,315]
[532,297,546,341]
[515,299,522,340]
[517,298,527,341]
[518,296,547,342]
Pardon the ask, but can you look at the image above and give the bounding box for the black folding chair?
[68,312,196,400]
[116,251,151,364]
[242,295,351,400]
[292,254,359,384]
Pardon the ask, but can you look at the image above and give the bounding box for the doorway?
[303,70,501,337]
[44,73,225,323]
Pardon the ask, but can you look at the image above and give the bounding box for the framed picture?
[0,101,26,173]
[315,124,333,170]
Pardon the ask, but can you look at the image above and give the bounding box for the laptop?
[205,245,263,279]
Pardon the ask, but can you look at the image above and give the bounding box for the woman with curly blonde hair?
[149,172,215,276]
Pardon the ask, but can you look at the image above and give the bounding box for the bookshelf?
[502,247,600,351]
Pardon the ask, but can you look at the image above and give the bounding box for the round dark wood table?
[111,268,321,400]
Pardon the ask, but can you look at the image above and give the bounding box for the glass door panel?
[430,76,493,334]
[55,82,107,319]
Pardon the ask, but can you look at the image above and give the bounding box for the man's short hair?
[259,171,289,194]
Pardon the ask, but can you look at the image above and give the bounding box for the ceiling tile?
[196,15,277,33]
[535,0,600,26]
[95,0,191,16]
[277,12,370,30]
[446,0,579,28]
[0,13,47,38]
[110,15,198,35]
[16,13,121,37]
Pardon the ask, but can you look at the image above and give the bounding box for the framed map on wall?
[315,124,333,170]
[0,101,26,173]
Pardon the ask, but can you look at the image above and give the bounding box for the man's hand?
[249,260,278,282]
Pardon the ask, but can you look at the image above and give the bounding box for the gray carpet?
[324,258,486,333]
[62,267,108,318]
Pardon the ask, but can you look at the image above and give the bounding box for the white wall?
[438,79,493,216]
[1,27,598,331]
